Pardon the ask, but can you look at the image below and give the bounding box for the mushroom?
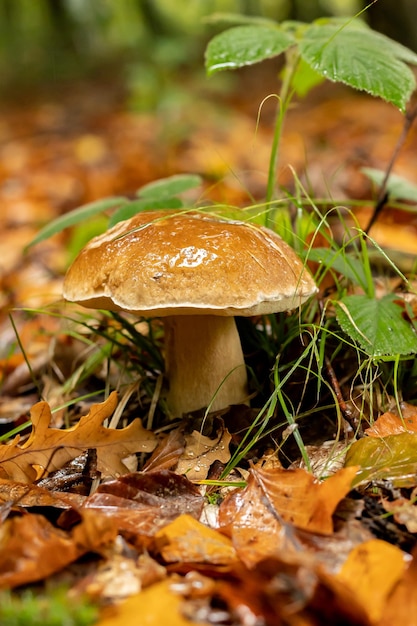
[63,210,317,416]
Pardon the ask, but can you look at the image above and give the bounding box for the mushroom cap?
[63,210,317,316]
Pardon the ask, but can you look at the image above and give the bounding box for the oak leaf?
[0,392,157,483]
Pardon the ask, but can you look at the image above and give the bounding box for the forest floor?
[1,70,417,625]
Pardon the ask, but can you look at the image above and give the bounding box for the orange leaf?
[153,514,237,566]
[0,392,157,482]
[218,466,357,567]
[366,404,417,437]
[0,509,116,589]
[336,539,407,623]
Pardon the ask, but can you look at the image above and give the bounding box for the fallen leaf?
[383,496,417,533]
[218,466,357,567]
[98,578,210,626]
[84,470,204,542]
[0,509,116,588]
[176,428,231,480]
[153,514,237,566]
[345,433,417,487]
[336,539,407,623]
[366,403,417,437]
[0,392,157,483]
[378,548,417,626]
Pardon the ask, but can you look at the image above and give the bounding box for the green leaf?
[287,56,325,97]
[299,21,417,111]
[137,174,202,200]
[345,433,417,487]
[307,247,368,289]
[203,12,276,27]
[108,197,183,228]
[336,294,417,356]
[205,25,294,75]
[362,167,417,204]
[25,196,127,250]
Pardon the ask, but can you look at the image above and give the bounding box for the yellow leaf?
[154,514,237,566]
[98,578,210,626]
[336,539,407,623]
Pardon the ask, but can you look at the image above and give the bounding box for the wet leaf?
[219,466,357,567]
[299,21,417,111]
[176,428,231,480]
[336,294,417,356]
[85,470,204,540]
[0,392,157,483]
[205,25,294,74]
[345,433,417,487]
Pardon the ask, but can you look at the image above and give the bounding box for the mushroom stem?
[164,315,248,416]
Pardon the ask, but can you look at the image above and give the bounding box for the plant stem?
[266,48,299,210]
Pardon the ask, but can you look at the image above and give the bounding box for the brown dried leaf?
[0,509,116,589]
[218,466,357,568]
[176,428,231,480]
[153,514,237,566]
[0,478,76,509]
[0,392,157,483]
[84,470,204,541]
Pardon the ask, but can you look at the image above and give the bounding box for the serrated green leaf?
[307,247,368,289]
[137,174,202,200]
[299,21,417,111]
[336,294,417,356]
[108,197,183,228]
[205,25,294,74]
[345,433,417,487]
[362,167,417,203]
[25,196,127,250]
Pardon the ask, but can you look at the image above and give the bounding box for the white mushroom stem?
[164,315,248,416]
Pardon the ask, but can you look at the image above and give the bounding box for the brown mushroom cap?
[63,210,317,315]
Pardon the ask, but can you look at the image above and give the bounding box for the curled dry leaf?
[0,509,117,589]
[0,392,157,483]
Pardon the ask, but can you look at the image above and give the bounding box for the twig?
[365,97,417,234]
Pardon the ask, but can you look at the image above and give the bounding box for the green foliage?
[362,167,417,205]
[336,294,417,357]
[0,588,97,626]
[205,17,417,111]
[26,174,203,252]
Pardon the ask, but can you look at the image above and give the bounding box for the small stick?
[365,98,417,234]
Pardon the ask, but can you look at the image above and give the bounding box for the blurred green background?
[1,0,415,109]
